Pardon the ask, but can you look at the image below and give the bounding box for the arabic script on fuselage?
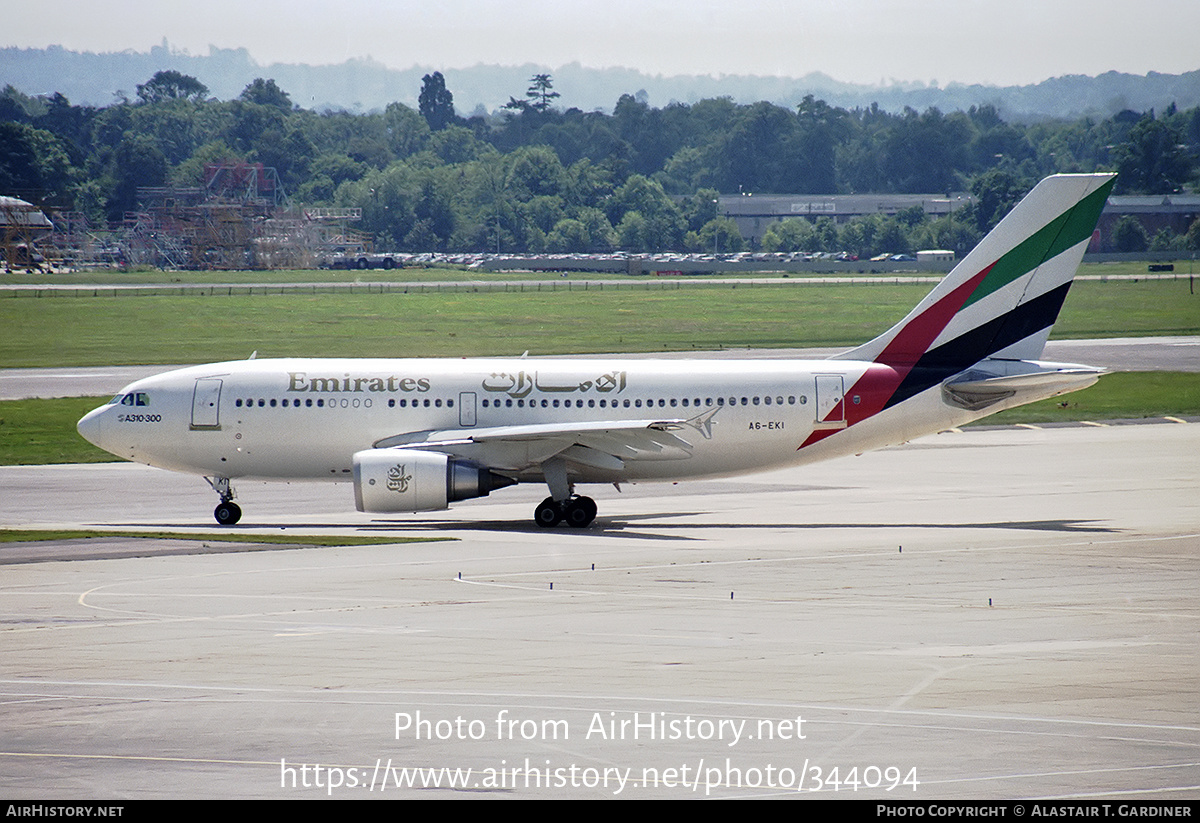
[481,370,627,399]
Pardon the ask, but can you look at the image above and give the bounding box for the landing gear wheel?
[564,496,597,528]
[534,497,563,528]
[214,502,242,526]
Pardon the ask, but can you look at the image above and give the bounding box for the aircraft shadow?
[94,514,1117,539]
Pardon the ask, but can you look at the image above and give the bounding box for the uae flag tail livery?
[799,173,1116,452]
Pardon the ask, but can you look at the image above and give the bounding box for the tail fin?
[834,173,1115,407]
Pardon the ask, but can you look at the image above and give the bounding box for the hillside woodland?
[2,72,1198,256]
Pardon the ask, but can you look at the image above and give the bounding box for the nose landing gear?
[214,501,242,526]
[205,477,241,525]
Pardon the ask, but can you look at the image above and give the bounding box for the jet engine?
[352,448,516,513]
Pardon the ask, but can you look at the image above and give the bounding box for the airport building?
[718,192,974,245]
[1097,193,1200,247]
[719,190,1200,252]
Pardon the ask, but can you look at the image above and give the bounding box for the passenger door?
[191,378,223,429]
[813,374,846,430]
[459,391,477,427]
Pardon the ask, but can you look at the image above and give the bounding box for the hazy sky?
[5,0,1197,87]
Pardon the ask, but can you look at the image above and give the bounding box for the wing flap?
[372,416,704,472]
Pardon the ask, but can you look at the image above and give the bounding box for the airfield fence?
[0,272,1191,299]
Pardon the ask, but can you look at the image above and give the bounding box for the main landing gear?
[534,457,597,529]
[535,495,598,529]
[206,477,241,526]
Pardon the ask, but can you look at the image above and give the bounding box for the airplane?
[77,173,1116,529]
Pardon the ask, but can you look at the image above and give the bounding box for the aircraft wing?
[371,409,719,473]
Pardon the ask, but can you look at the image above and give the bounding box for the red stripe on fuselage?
[798,265,993,449]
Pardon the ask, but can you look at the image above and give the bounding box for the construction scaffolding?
[126,162,285,269]
[117,162,373,270]
[48,211,124,269]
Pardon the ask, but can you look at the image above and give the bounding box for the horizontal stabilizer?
[942,360,1105,411]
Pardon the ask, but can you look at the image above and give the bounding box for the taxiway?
[0,423,1197,798]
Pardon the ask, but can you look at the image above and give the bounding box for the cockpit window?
[118,393,149,406]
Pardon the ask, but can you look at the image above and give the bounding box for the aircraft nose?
[77,406,105,448]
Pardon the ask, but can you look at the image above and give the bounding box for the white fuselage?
[78,356,985,487]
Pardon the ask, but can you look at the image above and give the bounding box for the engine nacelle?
[352,449,516,513]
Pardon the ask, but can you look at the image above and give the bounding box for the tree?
[698,217,744,253]
[1184,217,1200,251]
[0,122,74,205]
[500,96,531,116]
[794,95,846,193]
[429,125,482,165]
[136,70,208,104]
[1149,227,1183,252]
[240,78,292,110]
[418,72,456,132]
[1112,215,1149,252]
[878,107,971,193]
[107,134,167,219]
[712,102,798,193]
[0,122,46,195]
[505,145,565,200]
[526,74,560,113]
[0,85,39,123]
[761,218,817,253]
[969,169,1033,233]
[546,218,589,252]
[609,174,686,250]
[383,102,431,158]
[1115,114,1193,194]
[874,217,912,255]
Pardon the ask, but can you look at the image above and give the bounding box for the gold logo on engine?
[386,464,412,493]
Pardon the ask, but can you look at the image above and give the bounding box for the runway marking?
[6,679,1196,735]
[927,761,1200,793]
[740,766,1200,799]
[0,750,283,768]
[11,530,1183,624]
[454,531,1200,583]
[1041,783,1200,799]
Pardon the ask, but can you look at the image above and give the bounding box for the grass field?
[3,258,1197,285]
[1,266,1195,466]
[2,277,1196,367]
[0,396,117,464]
[973,371,1199,425]
[1,372,1196,466]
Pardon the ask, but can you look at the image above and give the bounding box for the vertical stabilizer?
[799,173,1115,450]
[835,174,1114,381]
